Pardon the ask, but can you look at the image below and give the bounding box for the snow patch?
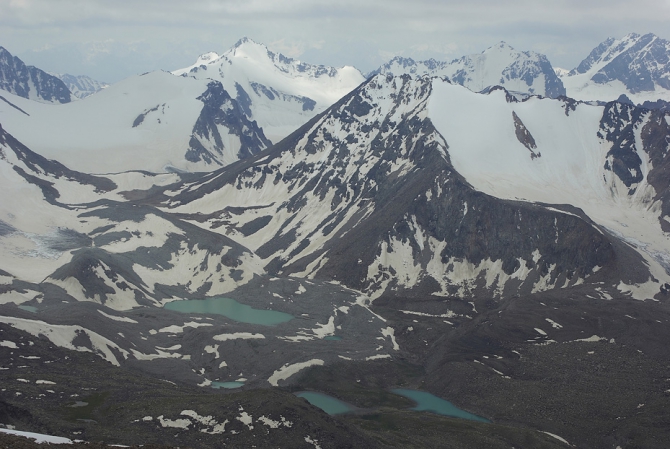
[267,359,324,386]
[214,332,265,341]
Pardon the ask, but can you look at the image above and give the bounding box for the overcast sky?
[1,0,669,83]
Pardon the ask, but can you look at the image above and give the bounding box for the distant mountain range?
[372,41,566,98]
[54,73,109,99]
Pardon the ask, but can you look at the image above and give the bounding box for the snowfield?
[428,79,670,296]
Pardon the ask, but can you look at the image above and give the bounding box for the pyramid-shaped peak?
[492,41,516,50]
[232,37,265,49]
[227,37,298,65]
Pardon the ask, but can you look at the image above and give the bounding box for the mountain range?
[1,34,670,448]
[373,41,566,98]
[561,33,670,103]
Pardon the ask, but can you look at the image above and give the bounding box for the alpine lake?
[163,296,294,326]
[295,390,490,423]
[164,296,295,390]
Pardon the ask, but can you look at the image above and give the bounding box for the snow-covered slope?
[561,33,670,103]
[172,38,366,142]
[0,122,266,308]
[0,122,117,285]
[157,75,658,304]
[0,71,269,173]
[428,81,670,297]
[54,73,109,99]
[0,46,71,104]
[0,38,363,174]
[375,42,565,98]
[0,125,400,387]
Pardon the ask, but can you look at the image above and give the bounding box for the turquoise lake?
[295,392,355,415]
[164,297,293,326]
[18,305,37,313]
[211,381,244,389]
[392,389,490,423]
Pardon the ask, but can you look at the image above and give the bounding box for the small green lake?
[164,297,293,326]
[295,392,355,415]
[211,381,244,389]
[392,389,490,423]
[323,336,342,341]
[18,305,37,313]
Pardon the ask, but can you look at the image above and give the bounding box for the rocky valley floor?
[1,282,669,448]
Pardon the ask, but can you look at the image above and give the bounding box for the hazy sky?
[1,0,669,83]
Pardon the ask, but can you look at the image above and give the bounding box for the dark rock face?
[571,33,670,93]
[512,111,539,158]
[639,109,670,231]
[0,46,71,103]
[132,104,162,128]
[597,98,670,240]
[234,82,253,117]
[598,102,646,189]
[185,81,271,165]
[639,98,670,113]
[499,51,566,98]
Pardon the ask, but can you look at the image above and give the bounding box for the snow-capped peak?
[375,41,565,98]
[563,32,670,102]
[171,38,365,143]
[227,37,278,63]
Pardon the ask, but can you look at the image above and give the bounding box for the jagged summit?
[375,41,565,98]
[561,32,670,102]
[172,37,365,143]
